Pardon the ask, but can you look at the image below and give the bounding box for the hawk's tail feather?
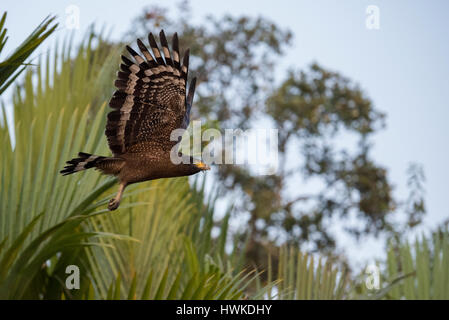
[60,152,107,176]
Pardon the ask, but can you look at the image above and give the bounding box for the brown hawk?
[60,30,210,210]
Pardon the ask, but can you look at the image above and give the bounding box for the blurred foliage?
[353,229,449,300]
[0,23,129,298]
[404,163,426,228]
[267,246,350,300]
[265,65,393,245]
[384,229,449,299]
[0,12,57,95]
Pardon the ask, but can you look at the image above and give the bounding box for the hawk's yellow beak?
[195,162,210,171]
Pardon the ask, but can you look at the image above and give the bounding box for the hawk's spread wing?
[106,30,197,156]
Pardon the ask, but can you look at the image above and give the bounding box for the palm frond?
[0,12,57,95]
[383,230,449,299]
[271,246,350,300]
[0,29,126,298]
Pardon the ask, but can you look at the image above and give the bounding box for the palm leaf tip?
[0,12,58,95]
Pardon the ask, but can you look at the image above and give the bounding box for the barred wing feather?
[106,30,196,155]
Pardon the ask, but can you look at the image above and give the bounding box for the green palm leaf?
[383,230,449,299]
[0,12,57,95]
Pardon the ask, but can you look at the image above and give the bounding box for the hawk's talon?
[108,198,120,211]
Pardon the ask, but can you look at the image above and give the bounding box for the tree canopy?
[127,3,426,262]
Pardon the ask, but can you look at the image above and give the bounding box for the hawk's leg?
[108,182,127,211]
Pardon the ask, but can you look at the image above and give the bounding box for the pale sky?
[2,0,448,268]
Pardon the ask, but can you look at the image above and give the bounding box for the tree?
[266,65,392,246]
[128,2,425,264]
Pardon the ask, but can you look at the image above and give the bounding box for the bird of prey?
[60,30,210,210]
